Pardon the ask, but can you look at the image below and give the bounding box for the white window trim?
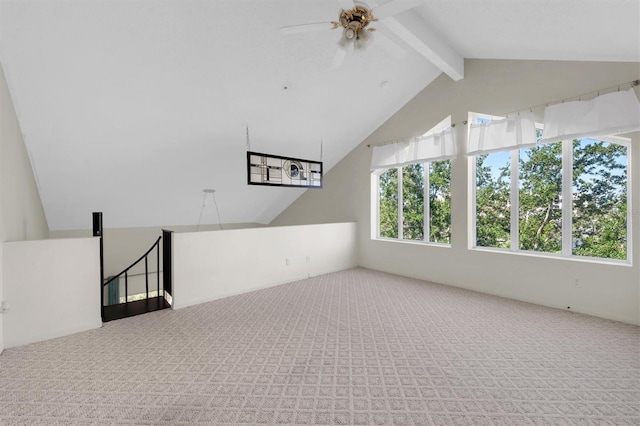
[560,139,573,255]
[397,167,403,240]
[372,116,453,245]
[372,163,451,246]
[423,164,430,243]
[467,112,505,250]
[510,149,519,252]
[468,112,632,265]
[371,172,380,240]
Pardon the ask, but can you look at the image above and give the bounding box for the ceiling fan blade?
[354,31,372,53]
[375,31,406,59]
[279,22,333,35]
[337,31,351,49]
[373,0,426,20]
[331,45,349,69]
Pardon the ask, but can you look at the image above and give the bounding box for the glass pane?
[379,168,398,238]
[572,138,628,260]
[476,152,511,248]
[518,142,562,253]
[429,160,451,244]
[402,164,424,240]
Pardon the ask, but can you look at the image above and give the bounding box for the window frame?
[468,112,632,265]
[373,161,451,247]
[372,116,453,246]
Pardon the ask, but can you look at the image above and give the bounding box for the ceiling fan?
[279,0,427,68]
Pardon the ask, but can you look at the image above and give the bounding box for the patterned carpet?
[0,267,638,425]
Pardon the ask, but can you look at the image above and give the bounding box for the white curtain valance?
[540,88,640,144]
[466,112,537,156]
[370,128,456,171]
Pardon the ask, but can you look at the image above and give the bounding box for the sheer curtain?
[466,112,537,156]
[370,128,456,171]
[540,88,640,144]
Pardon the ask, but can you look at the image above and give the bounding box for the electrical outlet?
[572,278,581,288]
[306,256,310,263]
[285,258,290,266]
[0,300,9,314]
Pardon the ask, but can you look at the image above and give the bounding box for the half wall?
[172,222,357,309]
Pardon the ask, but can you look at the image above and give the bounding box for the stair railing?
[103,236,162,304]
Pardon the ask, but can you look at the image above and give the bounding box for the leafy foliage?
[379,168,398,238]
[518,142,562,253]
[572,139,627,259]
[379,162,451,243]
[379,137,627,261]
[475,138,628,260]
[429,161,451,243]
[476,154,511,248]
[403,164,424,240]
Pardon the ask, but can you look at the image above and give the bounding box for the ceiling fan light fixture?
[279,0,422,68]
[345,26,357,40]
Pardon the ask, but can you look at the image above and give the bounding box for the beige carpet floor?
[0,267,638,425]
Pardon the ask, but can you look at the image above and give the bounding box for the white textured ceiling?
[1,0,638,230]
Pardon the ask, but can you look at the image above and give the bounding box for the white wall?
[0,62,49,353]
[172,222,357,309]
[51,222,264,278]
[272,59,640,325]
[3,237,101,349]
[0,242,3,353]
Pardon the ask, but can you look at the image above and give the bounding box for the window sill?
[469,246,632,267]
[373,237,451,249]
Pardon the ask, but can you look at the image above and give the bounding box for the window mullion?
[424,163,430,242]
[561,140,573,256]
[626,144,632,262]
[397,167,403,240]
[469,156,477,248]
[376,174,381,238]
[510,150,519,252]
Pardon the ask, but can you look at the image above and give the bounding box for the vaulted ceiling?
[1,0,638,230]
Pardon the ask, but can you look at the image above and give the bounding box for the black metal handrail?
[103,236,162,304]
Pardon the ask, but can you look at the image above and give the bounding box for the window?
[476,151,511,248]
[376,160,451,244]
[373,116,453,245]
[379,167,398,239]
[402,164,424,240]
[470,113,631,262]
[518,138,563,253]
[572,138,628,260]
[429,161,452,243]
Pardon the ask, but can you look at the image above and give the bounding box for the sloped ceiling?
[1,0,638,230]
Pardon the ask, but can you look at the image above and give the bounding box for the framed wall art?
[247,151,323,188]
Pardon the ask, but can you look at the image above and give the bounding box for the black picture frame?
[247,151,323,189]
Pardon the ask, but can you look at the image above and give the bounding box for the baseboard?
[5,318,103,349]
[173,266,357,310]
[363,266,640,326]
